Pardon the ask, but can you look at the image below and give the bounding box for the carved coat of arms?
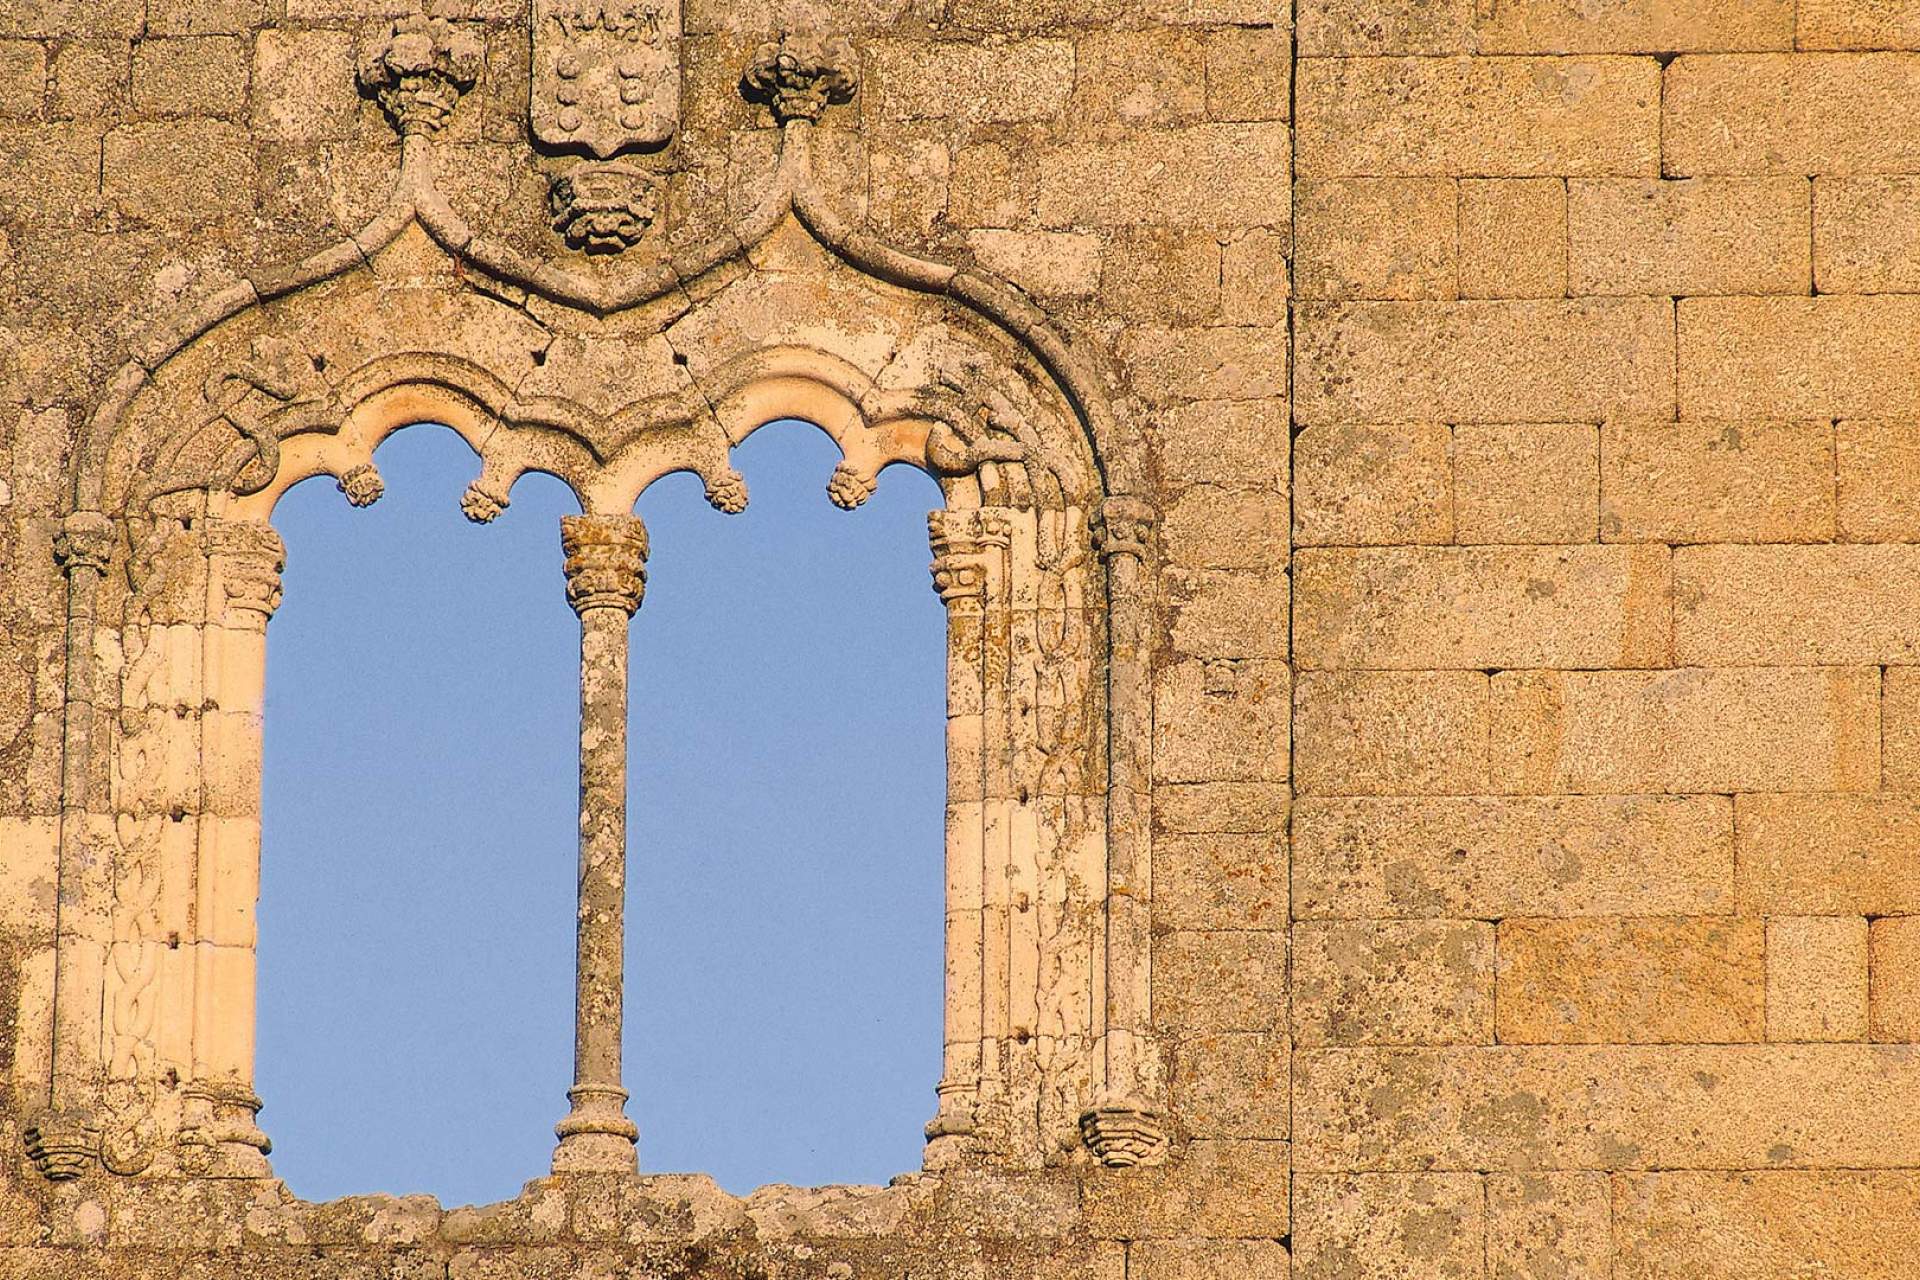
[530,0,680,158]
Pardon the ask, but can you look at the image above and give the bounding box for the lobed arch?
[29,92,1167,1189]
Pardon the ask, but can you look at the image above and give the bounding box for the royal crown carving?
[548,160,661,253]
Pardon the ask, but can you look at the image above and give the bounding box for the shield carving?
[530,0,681,159]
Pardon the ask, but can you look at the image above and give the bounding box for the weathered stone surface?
[1153,930,1286,1034]
[1870,917,1920,1042]
[1674,545,1920,663]
[1293,178,1456,300]
[1155,832,1285,930]
[1815,177,1920,292]
[1766,916,1870,1044]
[1614,1171,1920,1280]
[1679,296,1920,419]
[1495,916,1765,1044]
[1035,123,1289,228]
[1666,53,1920,176]
[1459,178,1567,299]
[1081,1140,1290,1240]
[1292,1172,1482,1280]
[1737,795,1920,915]
[1296,1044,1920,1171]
[1296,544,1671,671]
[1292,423,1452,545]
[1293,920,1494,1046]
[1169,1033,1288,1139]
[1490,668,1881,795]
[1569,178,1810,295]
[1154,658,1290,784]
[1487,1172,1611,1280]
[1293,795,1734,920]
[1297,57,1659,177]
[1452,423,1597,544]
[1296,300,1675,424]
[1294,671,1489,796]
[1299,0,1791,55]
[1601,419,1835,544]
[1836,419,1920,540]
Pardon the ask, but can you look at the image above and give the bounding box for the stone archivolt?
[28,22,1166,1193]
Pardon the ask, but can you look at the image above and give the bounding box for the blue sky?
[255,422,946,1204]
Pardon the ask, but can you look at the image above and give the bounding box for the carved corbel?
[336,463,385,508]
[358,13,483,137]
[742,34,857,126]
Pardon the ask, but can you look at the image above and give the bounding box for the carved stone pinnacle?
[358,14,483,136]
[548,160,662,254]
[742,34,857,125]
[560,514,649,616]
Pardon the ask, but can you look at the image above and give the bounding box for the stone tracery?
[30,22,1167,1186]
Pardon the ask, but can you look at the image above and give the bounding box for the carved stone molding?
[357,14,484,137]
[54,510,116,577]
[742,34,857,125]
[560,514,649,616]
[548,160,661,253]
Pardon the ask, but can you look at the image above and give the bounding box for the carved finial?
[54,511,116,577]
[337,463,385,507]
[742,34,857,125]
[826,461,876,510]
[1079,1104,1168,1168]
[24,1112,99,1181]
[1093,496,1157,564]
[460,480,510,524]
[704,469,749,514]
[548,160,661,254]
[357,13,483,136]
[560,514,649,616]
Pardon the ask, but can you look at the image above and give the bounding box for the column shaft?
[552,514,646,1174]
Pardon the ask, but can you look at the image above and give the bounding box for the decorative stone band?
[560,514,649,617]
[357,14,484,137]
[1093,496,1157,565]
[742,33,858,125]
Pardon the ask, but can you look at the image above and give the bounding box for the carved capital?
[1093,496,1157,565]
[206,520,286,625]
[927,509,1009,605]
[549,160,661,254]
[337,463,385,507]
[742,33,857,125]
[24,1111,99,1181]
[561,514,648,616]
[358,14,483,136]
[1079,1103,1168,1168]
[55,511,116,578]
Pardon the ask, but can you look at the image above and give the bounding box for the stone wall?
[1,0,1918,1277]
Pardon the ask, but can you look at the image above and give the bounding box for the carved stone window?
[24,32,1168,1186]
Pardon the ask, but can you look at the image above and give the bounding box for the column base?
[552,1084,638,1174]
[176,1082,273,1179]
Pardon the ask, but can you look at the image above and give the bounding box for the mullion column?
[552,514,647,1174]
